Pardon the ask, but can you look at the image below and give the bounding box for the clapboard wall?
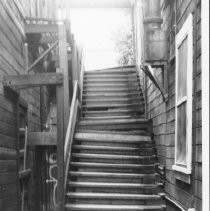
[0,0,56,210]
[140,0,202,210]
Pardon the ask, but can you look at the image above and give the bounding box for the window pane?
[176,102,187,165]
[177,36,188,101]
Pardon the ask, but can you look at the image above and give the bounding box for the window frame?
[172,14,193,175]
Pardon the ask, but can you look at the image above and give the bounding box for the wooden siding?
[0,1,55,210]
[141,0,202,210]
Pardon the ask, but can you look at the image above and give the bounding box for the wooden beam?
[56,81,65,211]
[28,132,57,146]
[3,73,63,88]
[25,24,58,34]
[51,53,72,62]
[59,24,70,135]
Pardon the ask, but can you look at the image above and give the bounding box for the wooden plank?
[19,169,31,179]
[0,183,18,201]
[25,24,58,33]
[0,147,16,160]
[28,132,57,146]
[58,23,69,135]
[0,160,17,173]
[3,73,63,88]
[51,54,72,62]
[0,194,18,211]
[56,72,64,211]
[0,172,17,185]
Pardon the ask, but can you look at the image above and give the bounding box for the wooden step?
[77,118,149,131]
[68,181,162,190]
[66,192,163,200]
[80,115,143,121]
[83,87,140,92]
[84,72,138,78]
[69,171,156,179]
[85,68,136,74]
[84,78,138,83]
[83,97,143,103]
[71,162,155,169]
[72,153,156,161]
[82,109,144,117]
[82,102,144,109]
[72,145,155,154]
[75,129,149,136]
[83,101,143,108]
[83,83,139,88]
[83,92,143,98]
[70,162,155,174]
[72,146,155,156]
[69,171,156,183]
[66,204,166,210]
[74,132,151,143]
[72,153,157,164]
[84,91,141,96]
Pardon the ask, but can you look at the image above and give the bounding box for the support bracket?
[141,62,168,102]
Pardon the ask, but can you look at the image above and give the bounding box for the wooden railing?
[64,81,79,188]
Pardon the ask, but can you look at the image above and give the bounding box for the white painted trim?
[174,14,193,174]
[172,164,191,174]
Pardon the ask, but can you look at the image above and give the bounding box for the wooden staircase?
[65,67,166,210]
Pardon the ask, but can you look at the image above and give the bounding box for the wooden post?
[56,81,64,211]
[71,36,78,82]
[59,23,70,135]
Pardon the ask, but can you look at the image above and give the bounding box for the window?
[172,14,193,174]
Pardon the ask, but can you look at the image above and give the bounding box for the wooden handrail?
[64,81,79,188]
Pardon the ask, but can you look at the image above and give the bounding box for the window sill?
[172,165,191,184]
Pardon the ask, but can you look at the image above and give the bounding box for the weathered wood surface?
[0,0,57,210]
[138,0,202,210]
[25,24,58,33]
[64,82,79,187]
[3,73,63,88]
[28,132,57,145]
[59,23,70,136]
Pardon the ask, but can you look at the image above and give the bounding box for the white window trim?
[172,14,193,174]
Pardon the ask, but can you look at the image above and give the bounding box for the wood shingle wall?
[141,0,202,210]
[0,0,56,210]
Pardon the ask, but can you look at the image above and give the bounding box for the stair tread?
[80,116,143,120]
[72,145,154,151]
[74,132,151,142]
[71,162,154,169]
[83,109,144,114]
[85,69,136,74]
[83,88,140,92]
[83,97,143,102]
[84,79,138,83]
[78,118,148,125]
[82,102,144,109]
[68,181,162,188]
[84,82,139,86]
[66,204,166,210]
[66,192,162,200]
[69,171,156,178]
[83,93,142,97]
[75,130,148,135]
[72,153,156,160]
[84,72,139,79]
